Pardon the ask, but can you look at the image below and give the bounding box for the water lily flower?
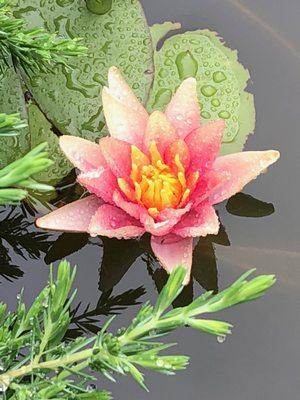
[36,67,279,284]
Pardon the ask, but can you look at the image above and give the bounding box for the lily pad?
[0,67,30,168]
[29,104,72,184]
[147,25,255,154]
[13,0,154,141]
[0,66,72,184]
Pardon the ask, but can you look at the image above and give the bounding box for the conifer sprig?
[0,113,27,136]
[0,261,276,397]
[0,0,87,74]
[0,142,54,205]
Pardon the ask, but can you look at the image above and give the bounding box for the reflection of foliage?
[45,233,90,264]
[68,286,146,339]
[0,207,52,282]
[226,192,275,217]
[0,241,23,282]
[99,236,149,292]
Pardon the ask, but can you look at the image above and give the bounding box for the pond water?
[1,0,300,399]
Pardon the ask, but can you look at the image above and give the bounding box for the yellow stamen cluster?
[118,142,199,218]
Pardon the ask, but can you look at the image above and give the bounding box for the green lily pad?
[0,66,72,184]
[147,26,255,154]
[29,104,72,185]
[13,0,154,141]
[0,67,30,168]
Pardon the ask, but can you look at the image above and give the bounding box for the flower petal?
[113,190,145,220]
[141,204,191,237]
[88,204,145,239]
[36,195,103,232]
[108,66,148,117]
[185,119,225,175]
[99,136,131,178]
[113,190,191,236]
[165,77,200,138]
[210,150,280,204]
[59,136,104,172]
[151,234,193,285]
[77,167,117,204]
[102,87,147,147]
[173,203,220,238]
[144,111,178,154]
[164,139,190,172]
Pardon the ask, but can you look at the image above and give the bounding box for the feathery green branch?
[0,113,27,136]
[0,0,87,74]
[0,261,275,397]
[0,142,54,205]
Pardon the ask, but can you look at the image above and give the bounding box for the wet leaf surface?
[0,66,30,168]
[148,26,255,153]
[13,0,154,141]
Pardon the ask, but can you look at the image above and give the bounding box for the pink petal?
[59,136,105,172]
[88,204,145,239]
[102,87,147,147]
[185,119,225,175]
[140,204,191,237]
[36,195,103,232]
[144,111,178,154]
[99,137,131,178]
[210,150,280,204]
[191,170,231,207]
[113,191,191,236]
[173,203,220,238]
[108,67,148,118]
[165,78,200,139]
[113,190,145,220]
[151,234,193,285]
[164,139,190,172]
[77,167,118,204]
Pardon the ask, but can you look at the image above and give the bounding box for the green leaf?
[28,104,72,185]
[0,66,30,168]
[153,266,186,316]
[147,26,255,154]
[13,0,154,141]
[0,113,27,136]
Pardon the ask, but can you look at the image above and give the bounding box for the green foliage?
[0,0,86,74]
[0,67,30,168]
[13,0,154,141]
[0,261,275,397]
[148,24,256,154]
[0,143,54,205]
[0,113,26,136]
[28,104,72,184]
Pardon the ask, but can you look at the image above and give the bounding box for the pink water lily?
[36,67,279,284]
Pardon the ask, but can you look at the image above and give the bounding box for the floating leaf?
[147,26,255,154]
[13,0,154,141]
[0,66,30,168]
[28,104,72,184]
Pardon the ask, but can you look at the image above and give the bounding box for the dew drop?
[175,50,198,80]
[218,110,231,119]
[201,111,211,119]
[213,71,227,83]
[211,98,220,107]
[201,85,217,97]
[217,335,226,343]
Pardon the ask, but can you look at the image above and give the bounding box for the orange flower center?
[118,142,199,218]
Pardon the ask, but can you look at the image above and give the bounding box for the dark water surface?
[1,0,300,399]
